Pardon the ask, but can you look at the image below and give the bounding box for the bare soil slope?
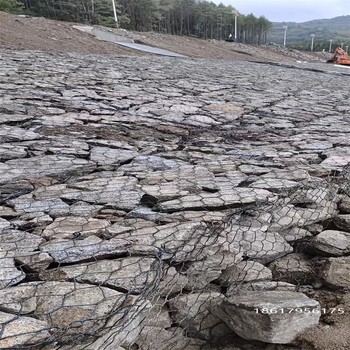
[0,11,330,63]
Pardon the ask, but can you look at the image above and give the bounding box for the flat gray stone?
[9,196,70,215]
[250,178,300,192]
[334,215,350,231]
[310,230,350,256]
[0,229,45,254]
[222,226,293,264]
[227,281,297,295]
[219,261,272,286]
[40,235,131,264]
[168,292,232,341]
[0,144,27,161]
[0,251,26,289]
[156,188,274,212]
[1,155,95,184]
[214,291,320,344]
[321,256,350,289]
[26,281,128,339]
[0,311,52,348]
[0,126,40,142]
[61,176,143,210]
[42,216,111,240]
[41,257,158,293]
[268,253,315,285]
[130,155,182,171]
[90,146,139,165]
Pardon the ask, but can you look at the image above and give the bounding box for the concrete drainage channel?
[74,25,187,58]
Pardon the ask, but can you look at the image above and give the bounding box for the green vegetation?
[0,0,23,13]
[1,0,272,44]
[268,16,350,51]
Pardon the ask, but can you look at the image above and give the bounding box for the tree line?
[1,0,273,44]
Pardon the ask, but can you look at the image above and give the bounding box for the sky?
[214,0,350,23]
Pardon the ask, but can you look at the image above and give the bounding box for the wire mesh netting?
[1,49,350,350]
[0,163,346,350]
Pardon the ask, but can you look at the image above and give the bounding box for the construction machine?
[327,47,350,65]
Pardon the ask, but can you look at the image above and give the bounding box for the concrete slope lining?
[114,42,187,58]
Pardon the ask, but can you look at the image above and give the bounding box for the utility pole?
[111,0,119,28]
[329,39,333,52]
[310,34,315,52]
[283,26,288,47]
[232,11,239,41]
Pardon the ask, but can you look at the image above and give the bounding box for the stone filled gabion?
[1,48,350,350]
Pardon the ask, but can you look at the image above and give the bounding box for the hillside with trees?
[268,16,350,51]
[1,0,272,44]
[1,0,349,51]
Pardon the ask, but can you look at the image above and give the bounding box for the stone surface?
[156,188,274,212]
[41,257,158,293]
[168,292,232,341]
[219,260,272,286]
[28,281,129,337]
[268,253,315,285]
[226,281,297,295]
[184,249,243,290]
[321,256,350,289]
[42,216,111,240]
[334,214,350,231]
[135,326,205,350]
[117,221,217,262]
[1,46,350,349]
[214,291,320,344]
[310,230,350,256]
[40,235,131,263]
[0,251,26,289]
[222,226,293,264]
[0,155,95,184]
[0,311,52,348]
[90,146,139,165]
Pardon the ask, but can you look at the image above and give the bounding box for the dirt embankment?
[0,11,331,63]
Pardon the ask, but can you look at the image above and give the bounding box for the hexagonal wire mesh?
[0,159,345,350]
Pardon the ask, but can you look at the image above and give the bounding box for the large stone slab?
[42,216,111,240]
[9,195,70,216]
[226,281,297,295]
[0,126,40,142]
[310,230,350,256]
[0,144,27,161]
[41,257,158,293]
[156,188,274,212]
[219,260,272,286]
[184,249,243,290]
[90,146,139,165]
[214,291,320,344]
[321,256,350,289]
[222,226,293,264]
[268,253,315,285]
[40,235,131,263]
[168,292,232,341]
[0,311,52,349]
[25,281,128,337]
[135,326,205,350]
[0,155,95,184]
[61,176,143,210]
[0,229,45,254]
[334,214,350,231]
[0,251,26,289]
[79,298,151,350]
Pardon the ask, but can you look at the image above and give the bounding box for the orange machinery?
[327,47,350,65]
